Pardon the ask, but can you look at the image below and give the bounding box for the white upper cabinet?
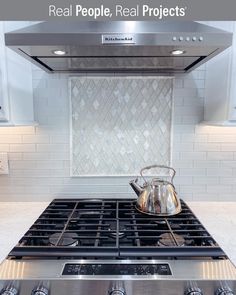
[0,21,36,126]
[0,23,9,122]
[204,21,236,125]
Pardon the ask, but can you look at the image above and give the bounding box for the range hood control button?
[172,36,177,41]
[179,36,184,41]
[32,286,49,295]
[215,287,234,295]
[0,286,18,295]
[185,287,203,295]
[192,36,197,41]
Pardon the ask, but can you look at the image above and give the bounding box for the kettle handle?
[140,165,176,184]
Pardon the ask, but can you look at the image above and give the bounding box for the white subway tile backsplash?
[179,185,207,193]
[174,88,198,98]
[0,135,22,144]
[174,79,184,89]
[179,168,207,176]
[207,167,233,176]
[50,168,70,177]
[25,186,51,194]
[193,177,220,185]
[207,185,233,193]
[9,144,36,153]
[22,135,50,143]
[219,194,236,201]
[179,151,207,160]
[220,177,236,184]
[0,65,236,201]
[50,152,70,160]
[50,134,69,144]
[181,116,201,124]
[220,161,236,168]
[0,186,26,194]
[174,106,203,117]
[36,143,69,153]
[207,151,234,160]
[0,126,35,135]
[36,160,65,169]
[194,143,221,151]
[208,135,236,142]
[10,169,51,177]
[23,152,50,160]
[193,160,220,168]
[32,79,47,89]
[190,70,205,80]
[8,153,23,160]
[196,125,236,134]
[172,159,194,168]
[192,193,218,201]
[184,78,205,89]
[10,160,37,170]
[181,133,208,143]
[173,143,194,152]
[183,97,204,106]
[0,144,9,152]
[174,176,193,185]
[173,125,196,134]
[221,144,236,151]
[174,97,184,106]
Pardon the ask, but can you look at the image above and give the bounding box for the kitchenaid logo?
[48,4,187,20]
[102,35,135,44]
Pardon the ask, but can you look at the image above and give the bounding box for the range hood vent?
[5,21,232,74]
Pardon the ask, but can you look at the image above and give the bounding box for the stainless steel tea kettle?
[129,164,181,216]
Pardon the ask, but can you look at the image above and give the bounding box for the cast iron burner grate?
[8,199,226,260]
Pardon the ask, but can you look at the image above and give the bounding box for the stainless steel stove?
[0,198,235,295]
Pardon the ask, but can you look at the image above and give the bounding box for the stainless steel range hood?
[5,21,232,74]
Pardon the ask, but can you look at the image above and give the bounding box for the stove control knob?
[109,287,126,295]
[216,287,234,295]
[0,286,18,295]
[185,287,203,295]
[32,286,49,295]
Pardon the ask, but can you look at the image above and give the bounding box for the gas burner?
[109,231,125,239]
[49,233,79,247]
[152,220,167,225]
[158,233,185,247]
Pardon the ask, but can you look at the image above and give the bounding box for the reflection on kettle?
[129,164,181,216]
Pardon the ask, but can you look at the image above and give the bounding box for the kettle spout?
[129,178,143,196]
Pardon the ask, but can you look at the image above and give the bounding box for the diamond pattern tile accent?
[70,77,173,176]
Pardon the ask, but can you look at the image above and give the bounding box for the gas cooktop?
[1,198,236,295]
[8,198,225,259]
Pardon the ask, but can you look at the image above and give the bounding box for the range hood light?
[171,49,185,55]
[52,49,67,55]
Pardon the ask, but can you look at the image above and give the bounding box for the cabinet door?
[228,22,236,120]
[0,68,7,121]
[0,21,9,121]
[204,21,235,123]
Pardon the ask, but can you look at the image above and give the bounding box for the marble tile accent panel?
[70,77,173,176]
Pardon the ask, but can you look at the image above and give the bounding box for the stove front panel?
[1,259,236,295]
[0,279,236,295]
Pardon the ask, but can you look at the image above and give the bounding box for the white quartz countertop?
[0,201,235,265]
